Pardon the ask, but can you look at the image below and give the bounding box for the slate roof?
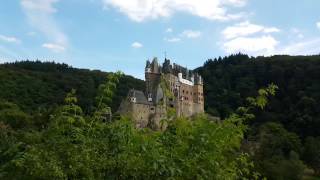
[129,89,152,105]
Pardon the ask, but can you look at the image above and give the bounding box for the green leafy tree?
[252,122,306,179]
[303,136,320,175]
[94,71,123,122]
[0,100,31,129]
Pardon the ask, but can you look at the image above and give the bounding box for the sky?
[0,0,320,79]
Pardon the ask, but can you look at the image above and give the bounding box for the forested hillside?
[1,58,320,179]
[197,54,320,178]
[0,61,144,113]
[198,54,320,137]
[0,66,274,179]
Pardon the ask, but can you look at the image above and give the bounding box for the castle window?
[182,90,185,93]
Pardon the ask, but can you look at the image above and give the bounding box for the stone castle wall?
[118,58,205,130]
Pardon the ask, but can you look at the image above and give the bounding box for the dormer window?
[145,68,151,73]
[147,93,153,102]
[130,97,137,103]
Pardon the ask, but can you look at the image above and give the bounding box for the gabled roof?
[128,89,152,105]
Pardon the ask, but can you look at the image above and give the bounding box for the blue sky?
[0,0,320,79]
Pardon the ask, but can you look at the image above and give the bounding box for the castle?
[118,58,204,130]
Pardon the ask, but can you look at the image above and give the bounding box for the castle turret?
[151,58,160,73]
[145,60,151,73]
[193,73,204,112]
[162,59,172,74]
[145,58,161,104]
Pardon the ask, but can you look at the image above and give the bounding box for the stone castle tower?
[118,58,204,129]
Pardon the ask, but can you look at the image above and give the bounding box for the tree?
[94,71,123,122]
[253,122,306,179]
[303,136,320,175]
[0,100,31,130]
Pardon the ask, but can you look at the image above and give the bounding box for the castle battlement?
[118,57,204,130]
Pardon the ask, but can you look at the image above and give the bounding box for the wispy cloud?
[278,38,320,55]
[317,22,320,30]
[166,28,173,33]
[42,43,65,53]
[290,28,304,39]
[222,21,280,39]
[0,35,21,44]
[164,37,181,43]
[102,0,247,22]
[21,0,68,52]
[131,42,143,48]
[164,29,201,43]
[181,30,202,39]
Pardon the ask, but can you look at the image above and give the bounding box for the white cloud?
[290,28,304,39]
[164,37,181,42]
[222,35,279,55]
[131,42,143,48]
[263,27,280,33]
[181,30,202,38]
[222,21,280,39]
[279,38,320,55]
[21,0,68,52]
[166,28,173,33]
[0,35,21,44]
[21,0,59,13]
[42,43,65,52]
[102,0,247,22]
[221,21,281,55]
[317,22,320,30]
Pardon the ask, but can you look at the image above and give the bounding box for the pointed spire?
[146,59,151,68]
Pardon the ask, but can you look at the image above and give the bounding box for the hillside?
[1,58,320,179]
[0,61,145,113]
[197,54,320,138]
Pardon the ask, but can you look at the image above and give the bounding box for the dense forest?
[0,61,144,113]
[0,57,320,179]
[198,54,320,138]
[197,54,320,179]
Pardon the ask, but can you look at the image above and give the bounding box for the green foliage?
[0,61,144,114]
[1,56,320,179]
[198,54,320,138]
[160,75,177,119]
[0,100,31,129]
[160,75,174,99]
[246,83,278,110]
[0,82,276,179]
[94,71,123,122]
[96,71,123,109]
[303,136,320,175]
[252,122,306,179]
